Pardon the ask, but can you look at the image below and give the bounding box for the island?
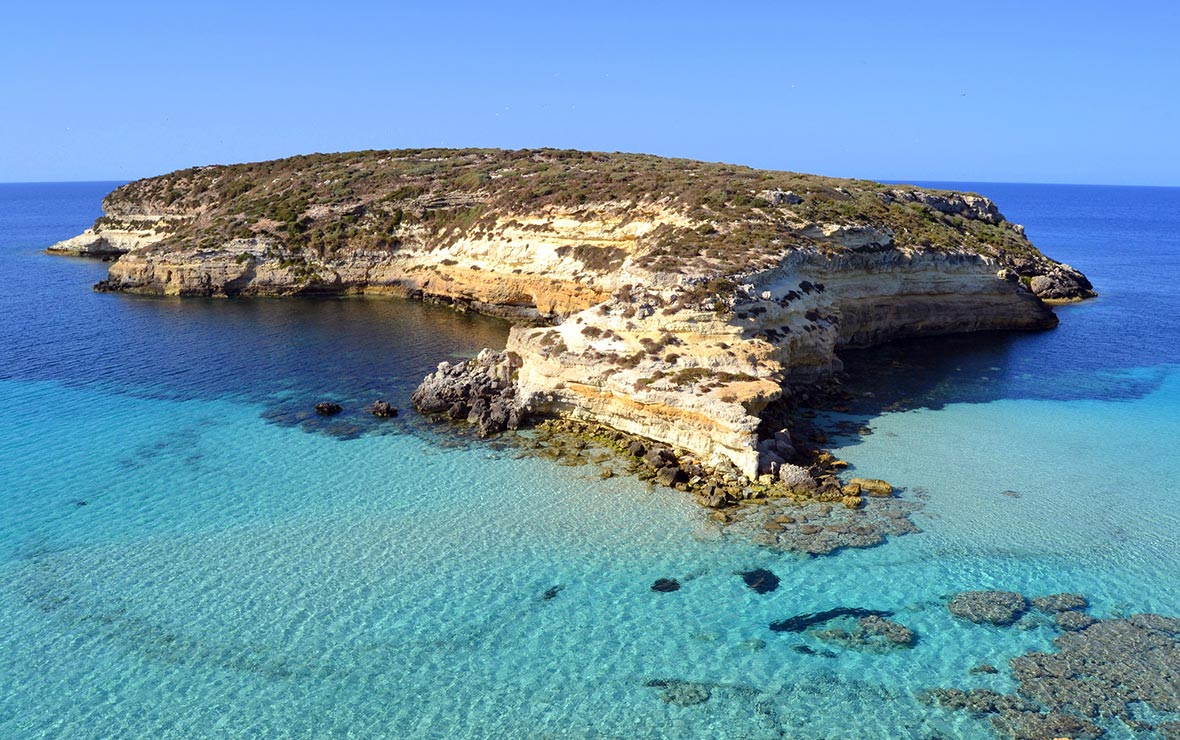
[50,148,1094,505]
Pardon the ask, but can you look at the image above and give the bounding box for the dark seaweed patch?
[740,569,780,594]
[770,607,893,633]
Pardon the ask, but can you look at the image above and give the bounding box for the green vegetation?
[101,148,1044,279]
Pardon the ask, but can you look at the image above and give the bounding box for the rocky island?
[50,148,1093,495]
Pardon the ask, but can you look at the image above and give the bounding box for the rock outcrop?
[410,349,523,436]
[49,148,1095,477]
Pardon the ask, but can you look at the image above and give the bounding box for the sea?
[1,181,1177,739]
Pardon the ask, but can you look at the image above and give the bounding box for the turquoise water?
[2,182,1178,738]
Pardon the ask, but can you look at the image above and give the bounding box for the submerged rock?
[813,615,916,651]
[541,585,565,601]
[792,644,837,658]
[644,679,711,706]
[1055,610,1097,632]
[739,568,780,595]
[1011,614,1180,720]
[651,578,681,593]
[991,710,1103,740]
[929,610,1180,738]
[1031,592,1088,613]
[856,615,917,647]
[948,590,1029,626]
[727,497,922,556]
[924,687,1036,715]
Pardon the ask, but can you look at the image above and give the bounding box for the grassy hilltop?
[100,147,1039,278]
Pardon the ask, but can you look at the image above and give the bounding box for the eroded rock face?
[948,590,1029,626]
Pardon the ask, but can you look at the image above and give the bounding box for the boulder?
[643,446,676,468]
[314,401,343,416]
[656,465,687,487]
[758,450,785,474]
[848,478,893,497]
[779,463,816,491]
[761,188,804,205]
[699,490,725,508]
[369,400,398,418]
[1028,263,1096,301]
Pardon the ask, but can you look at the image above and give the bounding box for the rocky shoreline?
[411,346,928,555]
[50,148,1095,489]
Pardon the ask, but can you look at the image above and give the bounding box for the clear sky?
[2,0,1177,185]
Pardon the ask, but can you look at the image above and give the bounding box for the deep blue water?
[1,181,1178,739]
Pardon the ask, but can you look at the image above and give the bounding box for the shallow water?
[1,181,1178,738]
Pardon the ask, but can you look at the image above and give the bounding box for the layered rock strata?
[49,148,1095,478]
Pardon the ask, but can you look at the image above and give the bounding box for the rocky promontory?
[49,148,1095,479]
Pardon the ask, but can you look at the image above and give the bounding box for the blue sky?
[1,1,1176,184]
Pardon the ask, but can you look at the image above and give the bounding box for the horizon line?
[1,175,1177,189]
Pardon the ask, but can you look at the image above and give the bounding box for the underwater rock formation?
[948,590,1030,626]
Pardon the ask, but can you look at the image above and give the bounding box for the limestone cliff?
[48,148,1094,476]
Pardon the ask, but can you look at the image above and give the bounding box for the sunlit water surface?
[1,181,1177,739]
